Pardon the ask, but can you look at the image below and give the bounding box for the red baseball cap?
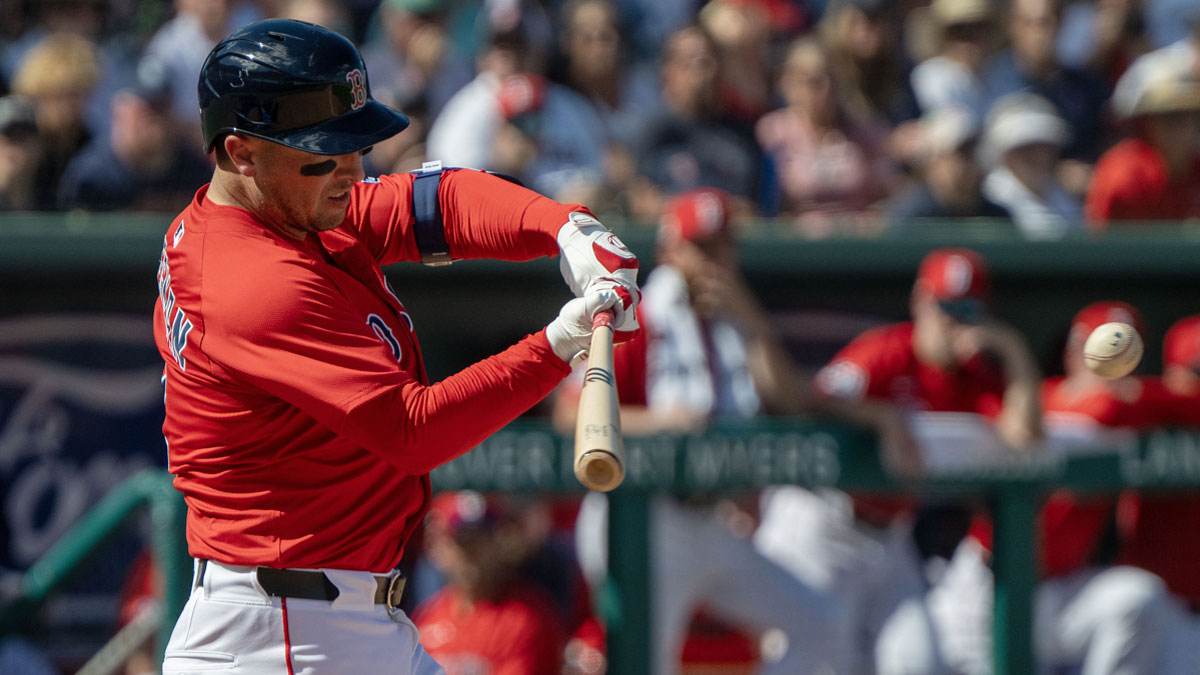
[1164,315,1200,370]
[916,248,990,323]
[660,188,733,243]
[427,491,503,533]
[497,73,546,121]
[1072,300,1145,340]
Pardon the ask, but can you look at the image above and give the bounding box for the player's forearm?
[341,332,570,474]
[993,337,1044,448]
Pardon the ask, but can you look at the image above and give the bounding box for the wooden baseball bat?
[573,310,625,492]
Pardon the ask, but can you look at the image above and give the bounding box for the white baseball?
[1083,322,1143,379]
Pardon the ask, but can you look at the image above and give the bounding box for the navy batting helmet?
[198,19,410,155]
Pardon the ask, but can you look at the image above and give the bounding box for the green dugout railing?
[5,420,1200,674]
[0,470,191,661]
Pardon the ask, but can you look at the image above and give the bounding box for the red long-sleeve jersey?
[153,170,577,572]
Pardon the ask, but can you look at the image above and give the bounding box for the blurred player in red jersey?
[154,19,639,675]
[929,301,1196,675]
[413,492,565,675]
[1118,315,1200,612]
[755,247,1042,675]
[558,188,847,675]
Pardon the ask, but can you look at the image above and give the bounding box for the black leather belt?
[197,560,406,610]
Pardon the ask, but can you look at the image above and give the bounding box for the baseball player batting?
[153,19,639,675]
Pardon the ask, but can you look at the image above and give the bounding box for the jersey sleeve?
[347,169,587,266]
[202,258,570,475]
[813,327,897,401]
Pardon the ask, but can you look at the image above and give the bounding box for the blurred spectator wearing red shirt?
[929,301,1195,675]
[757,248,1041,675]
[1119,315,1200,612]
[413,491,565,675]
[1086,69,1200,227]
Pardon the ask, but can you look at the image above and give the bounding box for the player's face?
[253,141,367,238]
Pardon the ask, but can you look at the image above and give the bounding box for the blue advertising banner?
[0,314,166,574]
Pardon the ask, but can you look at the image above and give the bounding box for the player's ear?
[222,134,258,177]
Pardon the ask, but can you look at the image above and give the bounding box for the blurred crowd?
[2,0,1200,233]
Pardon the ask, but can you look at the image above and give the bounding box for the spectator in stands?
[10,32,99,211]
[887,106,1012,229]
[817,0,919,127]
[361,0,467,175]
[412,491,565,675]
[1055,0,1146,86]
[698,0,774,124]
[983,0,1108,191]
[929,301,1196,675]
[554,0,659,149]
[627,26,764,222]
[1086,67,1200,226]
[552,0,660,213]
[1119,314,1200,612]
[426,19,606,203]
[361,0,473,128]
[756,37,896,236]
[57,63,211,212]
[558,189,847,675]
[980,93,1085,239]
[0,95,40,211]
[909,0,998,119]
[756,247,1041,675]
[0,0,119,137]
[490,71,607,203]
[140,0,236,147]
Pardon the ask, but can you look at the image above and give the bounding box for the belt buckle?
[385,573,406,611]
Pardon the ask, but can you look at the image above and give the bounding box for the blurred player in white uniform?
[558,188,847,674]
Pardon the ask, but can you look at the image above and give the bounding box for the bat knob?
[576,450,625,492]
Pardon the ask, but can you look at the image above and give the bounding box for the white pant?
[929,537,1200,675]
[576,493,847,675]
[754,487,950,675]
[163,560,446,675]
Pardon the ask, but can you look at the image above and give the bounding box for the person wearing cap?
[1086,67,1200,227]
[556,187,847,675]
[929,301,1196,675]
[909,0,998,119]
[9,32,99,211]
[156,19,640,675]
[756,247,1041,675]
[887,105,1012,228]
[411,491,565,675]
[980,92,1085,239]
[57,63,211,211]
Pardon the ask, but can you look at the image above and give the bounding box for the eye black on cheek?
[299,159,338,176]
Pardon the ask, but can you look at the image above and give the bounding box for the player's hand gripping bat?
[573,310,625,492]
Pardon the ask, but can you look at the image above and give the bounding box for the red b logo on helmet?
[346,69,366,110]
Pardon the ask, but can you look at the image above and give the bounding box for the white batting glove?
[546,282,628,364]
[557,212,640,334]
